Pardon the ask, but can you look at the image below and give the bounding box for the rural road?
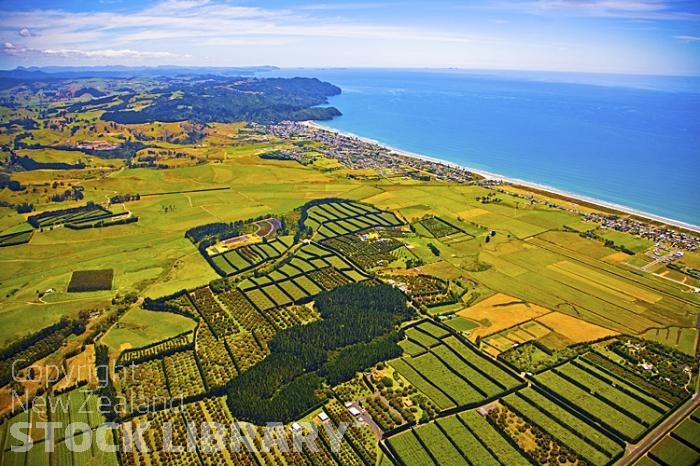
[616,393,700,466]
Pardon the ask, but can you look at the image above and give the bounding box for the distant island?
[101,77,342,124]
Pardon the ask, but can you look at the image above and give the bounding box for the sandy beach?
[304,121,700,234]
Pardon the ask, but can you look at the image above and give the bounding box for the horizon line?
[3,65,700,78]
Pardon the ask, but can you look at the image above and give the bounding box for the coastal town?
[582,212,699,252]
[261,121,477,183]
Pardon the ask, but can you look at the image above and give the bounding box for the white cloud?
[0,0,697,73]
[479,0,700,20]
[675,34,700,42]
[44,48,182,59]
[19,27,34,37]
[203,37,289,47]
[0,0,485,52]
[1,41,182,59]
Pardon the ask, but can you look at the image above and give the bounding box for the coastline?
[305,121,700,234]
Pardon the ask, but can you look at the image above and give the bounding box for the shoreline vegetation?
[302,121,700,236]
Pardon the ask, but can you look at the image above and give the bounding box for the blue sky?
[0,0,699,74]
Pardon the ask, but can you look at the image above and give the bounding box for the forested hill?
[101,77,342,124]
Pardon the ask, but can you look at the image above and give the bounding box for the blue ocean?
[262,69,700,228]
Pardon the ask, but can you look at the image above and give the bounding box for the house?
[348,407,362,417]
[290,422,302,433]
[318,412,329,422]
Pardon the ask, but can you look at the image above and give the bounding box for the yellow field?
[509,329,536,343]
[485,335,516,352]
[457,208,489,219]
[603,252,630,262]
[535,312,618,343]
[457,293,552,340]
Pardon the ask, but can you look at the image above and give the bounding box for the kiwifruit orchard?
[1,74,699,466]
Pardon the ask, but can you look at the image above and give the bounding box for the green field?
[101,307,197,353]
[642,326,698,356]
[503,389,622,465]
[392,327,520,411]
[458,410,530,465]
[398,339,427,357]
[413,422,468,465]
[387,430,436,466]
[436,415,499,466]
[534,362,662,441]
[598,229,653,253]
[405,327,441,348]
[210,237,290,276]
[648,436,699,466]
[443,316,480,332]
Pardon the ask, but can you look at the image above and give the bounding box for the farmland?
[4,179,699,465]
[533,351,682,442]
[303,198,404,241]
[641,326,698,356]
[209,236,292,276]
[324,230,404,269]
[481,310,618,356]
[1,72,700,466]
[503,388,624,465]
[389,274,459,309]
[101,307,197,354]
[456,293,551,341]
[27,204,122,229]
[384,333,696,465]
[236,240,368,311]
[390,320,522,411]
[388,410,530,466]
